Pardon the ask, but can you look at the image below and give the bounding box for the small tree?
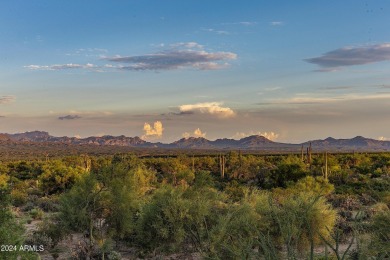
[59,174,109,258]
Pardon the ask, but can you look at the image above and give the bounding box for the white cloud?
[265,86,282,91]
[66,48,108,57]
[142,121,164,140]
[232,131,279,141]
[170,42,203,49]
[270,21,283,26]
[378,136,388,141]
[202,28,230,35]
[182,128,207,139]
[221,21,257,26]
[257,92,390,106]
[179,102,236,118]
[24,63,99,71]
[239,21,257,26]
[194,128,206,137]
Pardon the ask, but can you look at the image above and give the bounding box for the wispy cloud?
[319,86,354,91]
[264,86,282,91]
[0,95,15,104]
[106,42,237,71]
[257,92,390,106]
[221,21,257,26]
[305,43,390,70]
[182,128,206,138]
[239,21,257,26]
[170,42,203,49]
[178,102,236,118]
[25,63,98,71]
[270,21,283,26]
[58,115,81,120]
[65,48,108,57]
[163,111,195,116]
[25,42,235,72]
[201,28,230,35]
[142,121,164,140]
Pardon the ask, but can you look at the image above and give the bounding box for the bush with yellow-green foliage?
[0,174,9,188]
[207,190,275,259]
[366,209,390,258]
[197,177,336,259]
[38,160,88,195]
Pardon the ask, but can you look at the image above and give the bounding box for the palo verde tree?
[58,173,110,258]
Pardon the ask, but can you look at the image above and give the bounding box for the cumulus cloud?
[0,96,15,104]
[182,128,207,139]
[179,102,236,118]
[105,42,237,71]
[25,63,98,71]
[378,136,388,141]
[232,131,279,141]
[305,43,390,70]
[58,115,81,120]
[142,121,164,140]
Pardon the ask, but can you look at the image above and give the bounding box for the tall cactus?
[219,154,226,179]
[325,151,328,180]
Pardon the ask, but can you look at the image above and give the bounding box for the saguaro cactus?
[219,154,226,179]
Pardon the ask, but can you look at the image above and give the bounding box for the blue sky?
[1,0,390,142]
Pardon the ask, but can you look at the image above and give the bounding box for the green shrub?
[135,185,189,252]
[36,196,59,212]
[29,208,44,220]
[367,210,390,258]
[10,189,28,206]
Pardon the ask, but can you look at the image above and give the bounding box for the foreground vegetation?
[1,152,389,259]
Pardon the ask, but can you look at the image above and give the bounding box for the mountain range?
[1,131,390,152]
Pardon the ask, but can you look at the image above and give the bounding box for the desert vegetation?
[0,151,389,259]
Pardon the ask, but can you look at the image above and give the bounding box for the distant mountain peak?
[1,131,390,151]
[239,135,274,143]
[351,136,368,140]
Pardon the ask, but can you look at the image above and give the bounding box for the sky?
[1,0,390,143]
